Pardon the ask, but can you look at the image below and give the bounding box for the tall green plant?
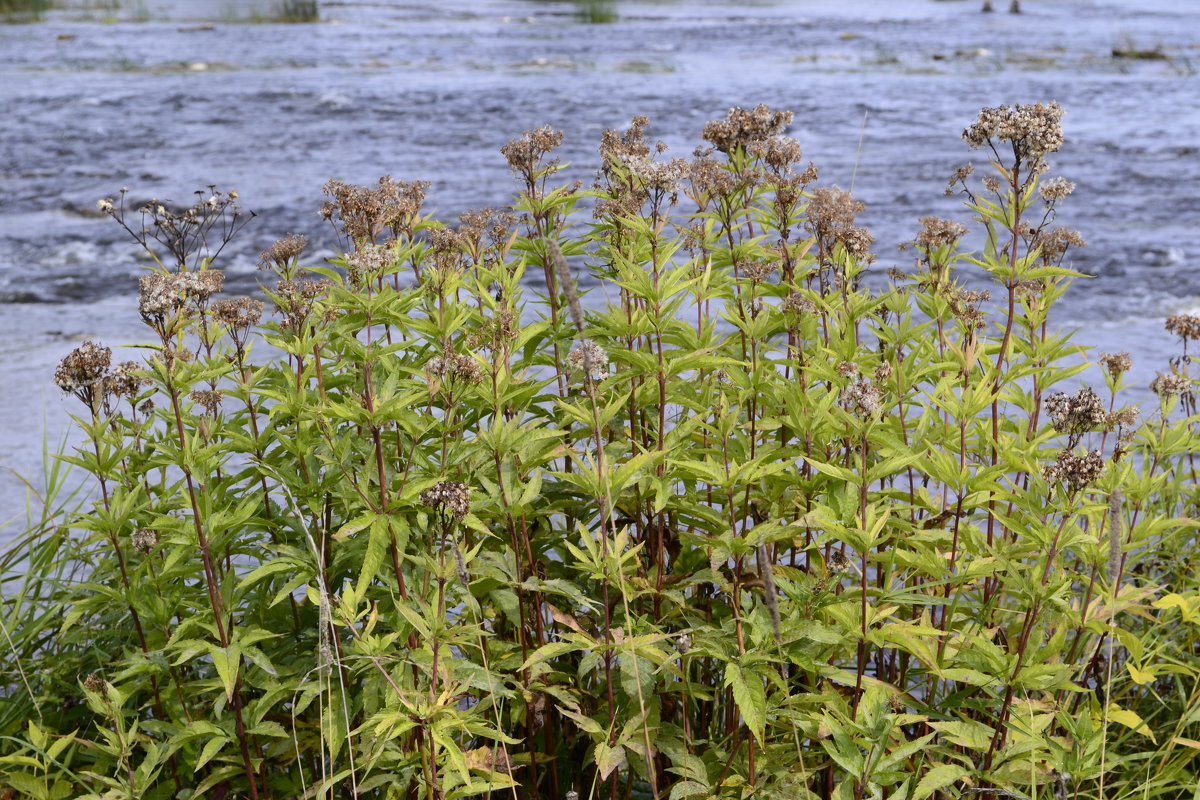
[2,103,1198,800]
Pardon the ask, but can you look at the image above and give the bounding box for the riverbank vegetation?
[1,103,1199,800]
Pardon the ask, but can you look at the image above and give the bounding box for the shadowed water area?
[0,0,1197,531]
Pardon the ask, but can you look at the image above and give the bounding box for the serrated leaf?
[913,764,970,800]
[724,662,766,743]
[595,741,626,780]
[208,643,241,703]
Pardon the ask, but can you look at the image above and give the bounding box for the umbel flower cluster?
[20,103,1200,800]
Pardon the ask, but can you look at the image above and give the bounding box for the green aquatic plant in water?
[0,0,50,22]
[1,103,1199,800]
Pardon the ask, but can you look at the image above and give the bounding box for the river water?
[0,0,1197,533]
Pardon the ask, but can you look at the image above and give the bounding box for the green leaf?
[356,515,391,598]
[724,662,766,743]
[913,764,970,800]
[208,643,241,703]
[194,735,231,773]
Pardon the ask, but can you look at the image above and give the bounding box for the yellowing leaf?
[595,741,625,780]
[1107,704,1157,743]
[1170,737,1200,750]
[1127,662,1156,685]
[1153,593,1198,623]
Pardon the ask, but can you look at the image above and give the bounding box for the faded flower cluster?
[1044,387,1106,436]
[1166,313,1200,343]
[138,270,223,317]
[839,378,883,419]
[421,480,471,521]
[1099,351,1132,379]
[962,102,1065,169]
[427,349,483,385]
[702,104,794,154]
[1043,449,1104,492]
[54,340,111,394]
[1150,372,1191,398]
[1039,176,1075,202]
[915,216,969,250]
[569,340,609,380]
[258,233,308,271]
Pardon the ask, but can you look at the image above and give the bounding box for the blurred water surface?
[1,0,1197,531]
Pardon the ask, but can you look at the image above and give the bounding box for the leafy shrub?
[2,103,1199,800]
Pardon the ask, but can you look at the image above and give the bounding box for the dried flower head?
[1099,351,1132,379]
[54,341,111,394]
[836,360,858,377]
[1106,407,1140,430]
[501,125,565,180]
[1031,226,1085,263]
[138,273,184,317]
[427,349,483,385]
[569,340,609,380]
[258,233,308,271]
[806,186,865,240]
[1040,176,1075,202]
[345,243,394,285]
[105,360,147,399]
[826,549,853,575]
[834,225,875,262]
[702,104,793,153]
[749,135,804,174]
[1043,449,1104,492]
[781,292,817,317]
[874,361,894,382]
[1044,387,1106,435]
[944,162,975,195]
[963,102,1066,165]
[916,217,969,250]
[676,632,692,655]
[131,528,159,554]
[624,155,689,195]
[740,260,775,284]
[212,297,264,330]
[1150,372,1190,398]
[321,176,429,243]
[1165,313,1200,342]
[189,390,223,415]
[421,480,471,520]
[82,673,108,694]
[839,378,883,418]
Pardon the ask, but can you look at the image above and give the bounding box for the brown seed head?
[82,673,108,694]
[1150,372,1191,397]
[569,340,609,380]
[1044,387,1106,435]
[701,104,793,153]
[132,528,159,554]
[963,102,1065,164]
[916,216,969,249]
[421,480,471,520]
[1040,176,1075,202]
[839,378,883,418]
[258,233,308,271]
[212,297,264,330]
[54,341,111,393]
[1165,313,1200,342]
[1043,448,1104,491]
[1099,351,1132,378]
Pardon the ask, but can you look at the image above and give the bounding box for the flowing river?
[0,0,1197,533]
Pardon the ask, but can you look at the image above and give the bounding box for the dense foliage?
[2,104,1199,800]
